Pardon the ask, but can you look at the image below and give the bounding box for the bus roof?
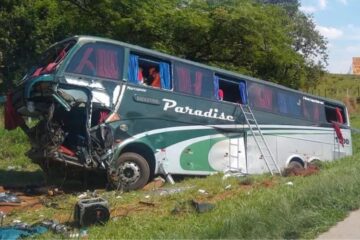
[62,35,345,107]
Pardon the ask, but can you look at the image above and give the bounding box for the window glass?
[66,42,124,80]
[276,90,302,117]
[174,62,213,98]
[249,82,273,111]
[302,96,325,122]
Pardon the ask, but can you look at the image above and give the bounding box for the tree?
[0,0,328,92]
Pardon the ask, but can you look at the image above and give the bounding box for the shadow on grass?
[0,168,108,193]
[0,169,45,188]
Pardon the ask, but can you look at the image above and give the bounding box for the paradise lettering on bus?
[162,98,235,122]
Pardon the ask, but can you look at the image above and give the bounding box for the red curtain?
[96,49,119,79]
[176,67,191,94]
[193,71,203,96]
[75,47,94,73]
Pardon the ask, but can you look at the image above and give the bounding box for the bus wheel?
[288,160,304,169]
[110,152,150,191]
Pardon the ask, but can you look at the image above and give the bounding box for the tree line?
[0,0,327,92]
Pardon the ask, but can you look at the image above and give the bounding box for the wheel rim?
[118,161,141,184]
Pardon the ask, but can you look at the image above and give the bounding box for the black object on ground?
[74,198,110,227]
[191,200,215,213]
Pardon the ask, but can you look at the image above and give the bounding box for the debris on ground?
[191,200,215,213]
[222,169,247,180]
[198,189,208,195]
[171,200,215,215]
[239,177,254,186]
[41,220,69,234]
[283,163,320,177]
[0,224,47,240]
[142,177,165,191]
[74,197,110,227]
[152,186,193,196]
[0,192,21,204]
[285,181,294,186]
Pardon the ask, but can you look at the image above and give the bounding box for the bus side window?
[217,77,246,104]
[249,83,273,111]
[174,62,213,98]
[128,53,171,90]
[325,105,346,124]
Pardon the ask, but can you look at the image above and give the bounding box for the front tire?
[109,152,150,191]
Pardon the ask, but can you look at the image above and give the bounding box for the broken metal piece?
[0,192,20,204]
[191,200,215,213]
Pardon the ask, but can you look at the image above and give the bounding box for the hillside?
[307,73,360,113]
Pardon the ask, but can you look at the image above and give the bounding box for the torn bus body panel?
[12,82,117,173]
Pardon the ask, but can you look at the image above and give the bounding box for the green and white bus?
[6,36,351,190]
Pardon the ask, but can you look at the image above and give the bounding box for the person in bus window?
[149,67,161,88]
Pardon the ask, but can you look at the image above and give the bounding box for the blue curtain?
[239,82,247,104]
[288,95,301,116]
[160,62,171,90]
[127,54,139,84]
[213,75,220,100]
[277,92,288,114]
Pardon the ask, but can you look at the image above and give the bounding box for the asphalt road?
[317,209,360,239]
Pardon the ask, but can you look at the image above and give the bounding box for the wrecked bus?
[5,36,352,190]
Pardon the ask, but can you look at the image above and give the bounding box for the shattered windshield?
[30,40,76,77]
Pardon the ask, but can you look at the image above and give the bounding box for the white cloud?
[300,5,317,13]
[318,0,327,9]
[316,26,343,39]
[338,0,348,5]
[300,0,327,14]
[345,45,360,53]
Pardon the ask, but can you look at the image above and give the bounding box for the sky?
[300,0,360,73]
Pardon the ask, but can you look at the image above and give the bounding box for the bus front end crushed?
[5,81,117,178]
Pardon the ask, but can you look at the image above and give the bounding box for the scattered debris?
[152,186,193,196]
[222,169,247,180]
[191,200,215,213]
[74,198,110,227]
[41,220,68,234]
[47,188,64,197]
[239,177,254,186]
[0,224,47,240]
[139,201,156,207]
[225,184,232,190]
[77,190,98,199]
[142,177,165,191]
[285,181,294,186]
[198,189,208,195]
[0,192,21,204]
[171,200,215,215]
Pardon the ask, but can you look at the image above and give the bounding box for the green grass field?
[1,75,360,238]
[306,73,360,102]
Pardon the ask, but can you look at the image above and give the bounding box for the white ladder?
[228,137,241,171]
[239,104,281,175]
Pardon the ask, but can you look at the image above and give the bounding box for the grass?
[1,78,360,238]
[306,73,360,101]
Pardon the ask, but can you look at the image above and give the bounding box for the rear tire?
[109,152,150,191]
[288,160,304,169]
